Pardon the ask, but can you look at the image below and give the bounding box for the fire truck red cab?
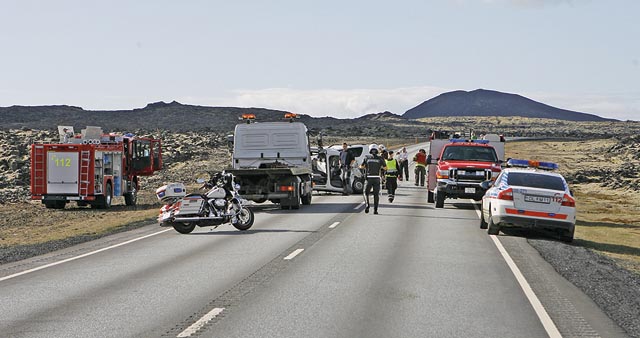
[30,126,162,209]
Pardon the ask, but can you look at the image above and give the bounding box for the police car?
[479,159,576,242]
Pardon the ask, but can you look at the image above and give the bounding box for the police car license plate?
[525,195,551,204]
[465,187,475,194]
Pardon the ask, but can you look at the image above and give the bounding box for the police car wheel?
[480,212,488,229]
[487,210,500,235]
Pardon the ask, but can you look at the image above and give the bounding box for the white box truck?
[226,114,313,210]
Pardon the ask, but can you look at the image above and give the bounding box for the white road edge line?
[473,202,562,338]
[284,248,304,260]
[354,202,365,210]
[0,229,173,283]
[177,307,225,338]
[490,236,563,338]
[329,222,340,229]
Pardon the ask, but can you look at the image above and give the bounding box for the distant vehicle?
[479,159,576,242]
[311,144,367,194]
[226,114,313,210]
[427,133,505,208]
[30,126,162,209]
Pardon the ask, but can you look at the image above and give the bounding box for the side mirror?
[426,154,432,164]
[226,134,234,149]
[480,180,494,190]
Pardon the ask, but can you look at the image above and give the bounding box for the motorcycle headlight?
[235,183,241,190]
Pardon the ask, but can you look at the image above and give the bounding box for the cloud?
[207,87,451,118]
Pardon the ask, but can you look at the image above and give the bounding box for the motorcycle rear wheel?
[233,207,254,231]
[172,222,196,234]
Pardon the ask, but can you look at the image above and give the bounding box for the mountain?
[403,89,612,122]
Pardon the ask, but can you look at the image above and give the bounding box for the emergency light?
[449,139,490,144]
[506,159,559,170]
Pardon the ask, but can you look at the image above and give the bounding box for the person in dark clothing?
[385,150,399,203]
[339,142,355,195]
[361,144,386,214]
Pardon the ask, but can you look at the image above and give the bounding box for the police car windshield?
[441,146,498,162]
[507,172,565,191]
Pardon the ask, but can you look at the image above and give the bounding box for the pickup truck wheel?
[428,191,435,203]
[487,210,500,235]
[435,191,445,208]
[173,222,196,234]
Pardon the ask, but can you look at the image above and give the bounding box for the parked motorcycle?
[156,172,254,234]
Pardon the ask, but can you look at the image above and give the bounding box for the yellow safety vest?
[385,159,398,177]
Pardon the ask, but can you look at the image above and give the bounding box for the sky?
[1,0,639,121]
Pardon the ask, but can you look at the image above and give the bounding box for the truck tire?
[94,182,113,209]
[487,210,500,235]
[435,191,445,208]
[172,222,196,234]
[301,192,312,205]
[45,201,65,209]
[428,191,435,203]
[124,190,137,206]
[291,193,300,209]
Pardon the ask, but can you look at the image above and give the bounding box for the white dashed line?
[284,248,304,260]
[354,202,365,210]
[328,222,340,229]
[0,229,172,283]
[177,307,225,337]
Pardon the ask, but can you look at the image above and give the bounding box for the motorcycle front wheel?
[172,222,196,234]
[233,207,254,231]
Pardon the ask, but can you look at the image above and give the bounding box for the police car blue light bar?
[506,159,559,170]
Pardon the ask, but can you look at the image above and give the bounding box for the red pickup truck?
[426,136,505,208]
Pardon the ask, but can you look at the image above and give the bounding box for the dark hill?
[403,89,611,122]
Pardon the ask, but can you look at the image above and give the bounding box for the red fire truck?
[31,126,162,209]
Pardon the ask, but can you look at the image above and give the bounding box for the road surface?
[0,144,628,338]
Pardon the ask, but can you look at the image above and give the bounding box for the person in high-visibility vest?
[413,149,427,186]
[385,150,400,203]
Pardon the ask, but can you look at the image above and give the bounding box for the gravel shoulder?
[529,239,640,337]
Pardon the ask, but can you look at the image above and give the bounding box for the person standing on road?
[385,150,400,203]
[413,148,427,186]
[397,147,409,181]
[339,142,355,195]
[361,144,386,214]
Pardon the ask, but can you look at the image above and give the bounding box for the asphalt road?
[0,144,628,338]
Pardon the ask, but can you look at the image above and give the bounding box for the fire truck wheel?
[124,191,137,206]
[94,183,113,209]
[45,201,65,209]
